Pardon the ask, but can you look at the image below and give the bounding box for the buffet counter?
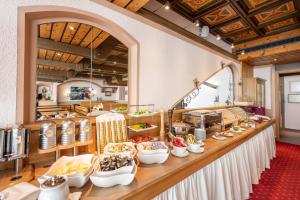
[71,120,275,200]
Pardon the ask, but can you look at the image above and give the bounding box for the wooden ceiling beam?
[193,1,230,19]
[257,11,299,28]
[37,74,66,82]
[96,36,122,59]
[193,0,228,19]
[36,59,128,73]
[210,17,241,31]
[37,38,128,65]
[265,23,300,36]
[248,0,292,17]
[36,59,80,70]
[233,28,300,51]
[223,27,252,37]
[237,41,300,61]
[227,0,264,36]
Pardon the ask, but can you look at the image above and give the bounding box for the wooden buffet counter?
[75,120,274,200]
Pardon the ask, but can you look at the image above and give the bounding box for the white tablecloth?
[154,126,276,200]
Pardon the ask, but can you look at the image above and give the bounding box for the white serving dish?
[104,142,137,156]
[127,112,158,118]
[137,141,168,154]
[38,154,96,188]
[96,155,135,176]
[137,151,170,164]
[90,164,137,188]
[127,124,158,132]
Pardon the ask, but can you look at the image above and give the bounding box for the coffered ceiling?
[155,0,300,44]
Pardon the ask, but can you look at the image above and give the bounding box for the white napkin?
[0,182,40,200]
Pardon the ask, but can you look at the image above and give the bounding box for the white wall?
[186,67,233,108]
[254,65,273,110]
[0,0,239,126]
[284,75,300,130]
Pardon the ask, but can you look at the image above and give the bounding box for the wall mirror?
[35,21,128,120]
[174,67,234,109]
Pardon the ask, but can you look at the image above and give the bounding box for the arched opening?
[17,6,139,123]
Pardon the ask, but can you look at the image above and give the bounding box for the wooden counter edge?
[118,120,275,200]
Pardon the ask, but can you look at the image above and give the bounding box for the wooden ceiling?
[37,22,129,84]
[155,0,300,44]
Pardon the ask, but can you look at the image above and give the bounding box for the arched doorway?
[17,6,139,123]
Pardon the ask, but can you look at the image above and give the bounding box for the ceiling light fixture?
[231,43,235,48]
[69,26,75,30]
[56,52,62,56]
[274,58,277,61]
[241,50,245,55]
[195,19,200,27]
[216,34,221,40]
[164,1,170,10]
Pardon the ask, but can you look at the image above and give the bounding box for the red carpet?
[250,142,300,200]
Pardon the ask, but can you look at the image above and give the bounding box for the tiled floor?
[279,129,300,145]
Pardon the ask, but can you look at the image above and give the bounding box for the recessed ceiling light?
[216,34,221,40]
[56,52,62,56]
[241,50,245,55]
[69,26,75,30]
[195,19,200,27]
[231,43,235,48]
[164,1,170,10]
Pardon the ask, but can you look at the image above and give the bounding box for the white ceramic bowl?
[137,152,169,164]
[188,143,201,151]
[104,142,137,156]
[90,164,137,187]
[137,142,168,155]
[172,145,187,155]
[96,155,135,176]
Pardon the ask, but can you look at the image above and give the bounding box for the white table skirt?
[154,126,276,200]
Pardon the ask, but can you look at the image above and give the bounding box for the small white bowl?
[172,145,187,155]
[188,143,201,152]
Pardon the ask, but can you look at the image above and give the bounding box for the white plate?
[212,135,227,141]
[38,154,96,188]
[138,151,169,164]
[128,125,158,132]
[171,150,189,157]
[187,146,204,154]
[223,132,234,137]
[229,128,246,133]
[90,164,137,188]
